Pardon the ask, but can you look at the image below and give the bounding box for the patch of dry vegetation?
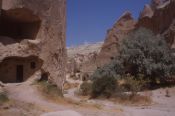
[37,80,63,98]
[77,74,152,106]
[0,92,9,105]
[110,93,152,106]
[0,87,48,116]
[36,80,103,110]
[0,99,46,116]
[63,81,79,90]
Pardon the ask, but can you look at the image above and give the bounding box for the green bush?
[119,28,175,82]
[91,60,123,81]
[79,82,92,96]
[91,75,117,98]
[90,28,175,99]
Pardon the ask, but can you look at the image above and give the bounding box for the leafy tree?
[91,59,124,81]
[90,28,175,98]
[119,28,175,82]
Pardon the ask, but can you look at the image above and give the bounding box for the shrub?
[91,60,123,81]
[90,28,175,99]
[91,75,117,98]
[63,81,79,90]
[122,74,149,95]
[79,82,92,96]
[119,28,175,82]
[38,80,63,98]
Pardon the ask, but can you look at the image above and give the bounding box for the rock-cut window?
[31,62,36,69]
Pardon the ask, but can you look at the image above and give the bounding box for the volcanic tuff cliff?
[97,0,175,67]
[0,0,66,90]
[138,0,175,46]
[96,12,137,67]
[67,42,103,79]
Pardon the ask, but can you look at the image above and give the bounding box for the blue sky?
[67,0,151,46]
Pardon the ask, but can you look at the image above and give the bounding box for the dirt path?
[3,77,175,116]
[65,77,175,116]
[3,79,124,116]
[4,83,66,112]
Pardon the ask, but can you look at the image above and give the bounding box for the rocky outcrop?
[0,0,66,90]
[151,0,164,9]
[67,42,102,79]
[96,12,136,67]
[140,4,154,18]
[96,0,175,68]
[138,0,175,46]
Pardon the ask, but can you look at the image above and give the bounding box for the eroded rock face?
[67,42,102,79]
[0,0,66,90]
[140,4,154,18]
[138,0,175,46]
[96,12,136,67]
[96,0,175,68]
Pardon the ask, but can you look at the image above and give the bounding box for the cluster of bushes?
[79,28,175,98]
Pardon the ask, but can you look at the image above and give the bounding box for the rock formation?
[96,0,175,68]
[138,0,175,47]
[67,42,102,80]
[96,12,136,67]
[140,4,154,18]
[73,12,136,74]
[0,0,66,90]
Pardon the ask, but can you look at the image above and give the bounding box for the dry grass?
[63,98,103,110]
[118,79,125,86]
[49,96,103,110]
[110,93,152,106]
[37,80,63,98]
[36,80,103,110]
[63,81,79,90]
[0,99,46,116]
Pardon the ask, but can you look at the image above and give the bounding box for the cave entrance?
[16,65,24,82]
[0,8,41,45]
[0,56,43,83]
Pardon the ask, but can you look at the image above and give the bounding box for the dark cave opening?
[0,56,43,83]
[0,8,41,45]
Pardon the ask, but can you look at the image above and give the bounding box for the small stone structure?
[0,0,66,90]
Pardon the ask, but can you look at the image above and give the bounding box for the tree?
[119,28,175,82]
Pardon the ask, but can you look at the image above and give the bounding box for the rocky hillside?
[67,42,103,79]
[96,12,136,67]
[67,0,175,77]
[138,0,175,47]
[97,0,175,67]
[67,42,103,58]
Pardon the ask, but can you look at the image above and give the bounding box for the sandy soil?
[1,78,175,116]
[2,79,124,116]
